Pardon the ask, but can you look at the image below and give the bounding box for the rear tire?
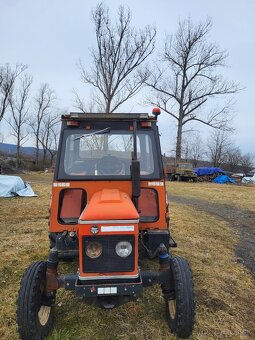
[17,261,55,340]
[165,256,195,338]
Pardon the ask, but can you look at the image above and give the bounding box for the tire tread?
[166,256,195,338]
[17,261,54,340]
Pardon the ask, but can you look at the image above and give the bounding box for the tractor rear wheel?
[17,261,55,340]
[165,256,195,338]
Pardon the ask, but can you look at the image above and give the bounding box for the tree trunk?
[175,122,182,164]
[105,99,111,114]
[16,144,20,168]
[16,132,20,168]
[193,159,198,168]
[43,148,47,168]
[35,134,39,165]
[50,153,54,167]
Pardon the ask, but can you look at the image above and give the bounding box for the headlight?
[85,241,103,259]
[115,241,132,258]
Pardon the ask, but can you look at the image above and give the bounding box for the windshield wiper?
[73,127,111,141]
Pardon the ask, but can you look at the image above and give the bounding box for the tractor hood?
[78,189,139,224]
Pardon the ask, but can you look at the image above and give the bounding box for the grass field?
[0,174,254,339]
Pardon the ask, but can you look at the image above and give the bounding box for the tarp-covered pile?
[212,175,235,184]
[0,175,37,197]
[193,167,226,176]
[193,167,226,182]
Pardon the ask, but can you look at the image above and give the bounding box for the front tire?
[17,261,55,340]
[165,256,195,338]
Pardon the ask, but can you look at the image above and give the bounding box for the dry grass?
[0,174,254,339]
[166,182,255,212]
[170,204,255,339]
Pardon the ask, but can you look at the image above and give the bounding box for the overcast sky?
[0,0,254,155]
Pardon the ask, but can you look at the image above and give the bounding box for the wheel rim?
[38,280,51,326]
[38,305,51,326]
[168,299,176,319]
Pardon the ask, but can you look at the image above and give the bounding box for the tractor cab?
[17,110,195,340]
[49,112,169,260]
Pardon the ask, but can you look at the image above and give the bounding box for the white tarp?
[242,174,255,184]
[0,175,37,197]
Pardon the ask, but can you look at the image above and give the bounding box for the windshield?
[58,129,160,179]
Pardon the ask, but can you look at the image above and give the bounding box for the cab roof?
[62,112,157,122]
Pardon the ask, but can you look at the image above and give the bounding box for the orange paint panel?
[80,189,139,222]
[138,188,158,218]
[49,180,167,232]
[59,189,84,219]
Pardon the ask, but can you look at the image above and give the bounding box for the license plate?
[97,287,117,295]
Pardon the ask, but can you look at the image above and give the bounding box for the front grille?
[82,235,134,273]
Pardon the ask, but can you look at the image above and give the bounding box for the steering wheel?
[97,155,124,175]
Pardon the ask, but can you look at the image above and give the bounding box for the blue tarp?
[213,175,235,184]
[0,175,37,197]
[193,167,226,176]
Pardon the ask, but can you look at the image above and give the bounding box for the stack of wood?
[197,173,222,182]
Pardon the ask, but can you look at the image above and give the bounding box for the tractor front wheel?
[17,261,55,340]
[165,256,195,338]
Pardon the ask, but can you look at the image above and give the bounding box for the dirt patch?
[171,195,255,276]
[196,288,228,312]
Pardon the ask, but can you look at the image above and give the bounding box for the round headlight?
[85,241,103,259]
[115,241,132,258]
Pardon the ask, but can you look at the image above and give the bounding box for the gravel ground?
[171,195,255,277]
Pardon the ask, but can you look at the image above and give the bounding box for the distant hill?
[0,143,39,156]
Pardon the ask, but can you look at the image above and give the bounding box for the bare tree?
[190,135,205,167]
[182,132,204,167]
[38,113,60,167]
[0,63,27,122]
[47,122,60,166]
[73,90,101,113]
[224,146,242,172]
[6,74,32,167]
[240,153,254,174]
[208,133,254,173]
[207,129,231,167]
[221,147,254,174]
[146,18,239,163]
[30,83,56,165]
[78,3,156,113]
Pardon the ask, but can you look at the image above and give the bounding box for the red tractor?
[17,109,195,339]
